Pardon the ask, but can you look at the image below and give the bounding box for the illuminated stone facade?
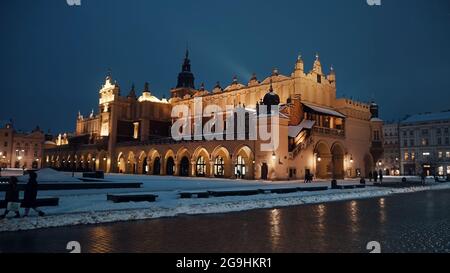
[43,51,383,180]
[0,123,45,169]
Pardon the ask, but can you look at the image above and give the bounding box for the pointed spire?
[269,78,274,93]
[144,82,150,93]
[199,82,205,91]
[127,83,137,99]
[251,73,257,81]
[315,52,320,61]
[232,75,238,85]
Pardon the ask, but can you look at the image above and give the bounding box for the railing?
[312,127,345,137]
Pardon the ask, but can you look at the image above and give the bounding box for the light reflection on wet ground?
[0,190,449,253]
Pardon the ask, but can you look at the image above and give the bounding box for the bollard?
[360,178,366,185]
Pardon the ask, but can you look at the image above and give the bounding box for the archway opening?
[261,163,268,180]
[331,144,345,179]
[153,157,161,175]
[314,142,331,179]
[166,157,175,175]
[179,156,190,176]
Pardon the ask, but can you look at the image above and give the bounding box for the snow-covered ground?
[1,169,449,232]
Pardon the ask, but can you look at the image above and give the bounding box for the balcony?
[312,127,345,138]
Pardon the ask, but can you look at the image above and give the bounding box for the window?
[422,138,429,146]
[403,131,407,137]
[439,152,443,158]
[447,152,450,158]
[423,152,430,157]
[409,131,414,137]
[438,166,444,176]
[235,156,246,177]
[403,140,408,147]
[4,132,8,137]
[448,166,450,175]
[421,129,429,136]
[3,142,7,147]
[214,157,225,177]
[437,128,442,135]
[445,128,449,135]
[404,152,409,160]
[438,137,442,145]
[409,139,415,146]
[446,137,449,145]
[411,152,415,160]
[196,156,206,177]
[317,74,322,83]
[374,130,380,141]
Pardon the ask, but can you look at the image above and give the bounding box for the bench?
[0,197,59,209]
[179,191,210,199]
[298,186,329,192]
[107,193,158,203]
[208,189,260,197]
[82,171,105,179]
[259,187,299,194]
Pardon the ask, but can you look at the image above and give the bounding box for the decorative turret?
[248,73,259,86]
[370,101,379,119]
[212,81,223,93]
[272,68,280,77]
[127,83,137,99]
[295,53,304,71]
[327,65,336,84]
[312,52,323,75]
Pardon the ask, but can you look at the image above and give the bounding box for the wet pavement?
[0,189,449,253]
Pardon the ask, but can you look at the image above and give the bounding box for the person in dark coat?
[23,172,45,217]
[1,176,21,219]
[373,170,378,182]
[368,171,373,182]
[379,169,383,183]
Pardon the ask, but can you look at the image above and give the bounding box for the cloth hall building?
[43,51,384,180]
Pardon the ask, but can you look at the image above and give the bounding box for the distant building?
[399,111,450,176]
[381,122,401,176]
[0,122,46,169]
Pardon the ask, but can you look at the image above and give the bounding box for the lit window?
[439,152,443,158]
[447,152,450,158]
[411,152,415,160]
[404,152,409,161]
[196,156,206,177]
[438,166,444,176]
[214,157,225,177]
[423,152,430,156]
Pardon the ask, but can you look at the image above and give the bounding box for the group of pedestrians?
[368,169,384,183]
[1,171,45,220]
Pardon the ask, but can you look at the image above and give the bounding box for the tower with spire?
[171,49,197,99]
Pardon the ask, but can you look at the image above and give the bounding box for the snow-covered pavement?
[1,169,449,232]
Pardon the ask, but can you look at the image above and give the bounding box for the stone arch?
[163,149,176,175]
[127,151,137,174]
[147,149,161,175]
[233,145,255,179]
[314,141,332,179]
[137,151,148,174]
[117,152,127,173]
[211,146,232,178]
[331,142,345,179]
[192,147,211,177]
[97,151,108,172]
[176,147,191,176]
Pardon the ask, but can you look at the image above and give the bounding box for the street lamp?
[317,156,322,162]
[272,152,276,161]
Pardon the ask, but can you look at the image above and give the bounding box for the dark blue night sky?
[1,0,449,134]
